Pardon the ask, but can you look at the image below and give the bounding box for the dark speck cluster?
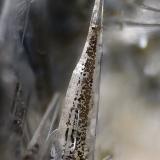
[11,83,26,136]
[62,26,98,160]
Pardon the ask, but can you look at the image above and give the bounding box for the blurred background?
[96,0,160,160]
[1,0,160,159]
